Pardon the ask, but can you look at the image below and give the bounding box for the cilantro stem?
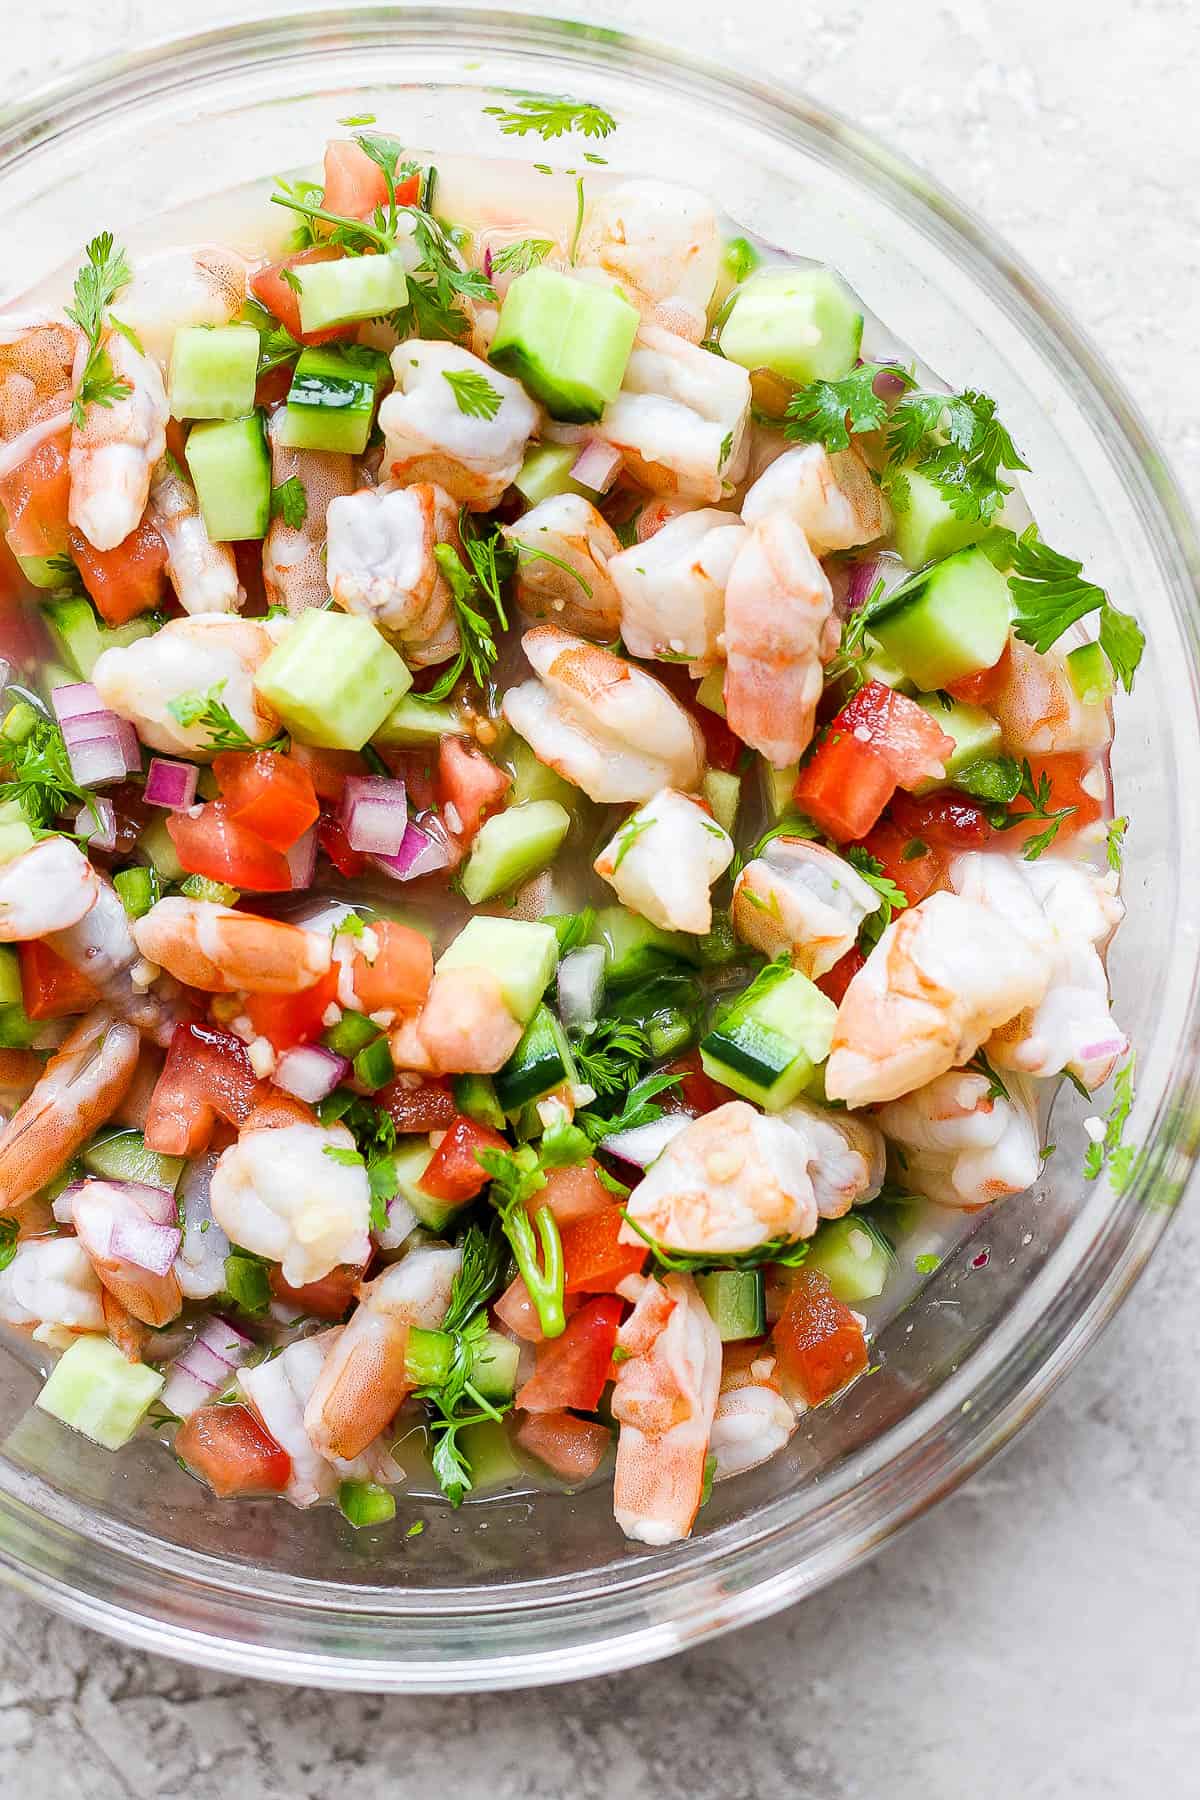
[503,1202,565,1337]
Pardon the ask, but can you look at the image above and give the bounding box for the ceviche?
[0,97,1142,1545]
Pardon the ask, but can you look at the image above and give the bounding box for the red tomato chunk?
[144,1022,261,1157]
[167,800,293,891]
[793,730,896,842]
[419,1113,508,1203]
[175,1402,292,1498]
[561,1207,647,1295]
[773,1269,868,1406]
[212,750,320,854]
[516,1296,623,1414]
[516,1409,612,1482]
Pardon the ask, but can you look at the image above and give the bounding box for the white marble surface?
[3,2,1199,1793]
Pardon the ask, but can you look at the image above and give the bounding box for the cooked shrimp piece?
[0,1049,42,1118]
[777,1095,886,1219]
[0,836,98,940]
[595,325,751,503]
[110,244,248,366]
[133,897,332,996]
[210,1120,371,1290]
[878,1069,1042,1209]
[609,507,745,667]
[72,1178,183,1328]
[175,1151,229,1300]
[47,873,190,1047]
[304,1243,462,1461]
[379,339,538,510]
[326,481,461,664]
[732,837,882,978]
[594,787,732,934]
[0,1008,140,1212]
[240,1334,338,1508]
[502,624,705,803]
[576,180,719,343]
[989,637,1112,756]
[723,514,838,769]
[740,442,891,553]
[709,1343,796,1480]
[390,965,523,1076]
[262,417,357,615]
[0,317,77,442]
[0,1237,107,1343]
[501,494,623,639]
[92,613,277,760]
[825,891,1054,1108]
[68,330,168,551]
[612,1272,722,1545]
[620,1101,819,1255]
[148,456,244,614]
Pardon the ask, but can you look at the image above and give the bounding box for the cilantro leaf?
[510,538,594,599]
[553,906,596,955]
[167,680,258,752]
[0,710,102,834]
[65,231,134,428]
[489,237,554,276]
[1082,1055,1137,1189]
[610,813,655,873]
[578,1070,683,1143]
[1006,526,1144,693]
[984,757,1078,860]
[442,368,502,420]
[784,362,913,453]
[845,846,908,952]
[270,475,308,530]
[482,92,617,142]
[965,1047,1009,1102]
[0,1217,18,1275]
[885,386,1028,524]
[441,1221,508,1335]
[424,541,508,699]
[1106,815,1127,873]
[571,1020,652,1098]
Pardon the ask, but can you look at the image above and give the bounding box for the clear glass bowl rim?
[0,2,1196,1692]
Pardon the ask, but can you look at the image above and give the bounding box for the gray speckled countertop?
[3,3,1199,1793]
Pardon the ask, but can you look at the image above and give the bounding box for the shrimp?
[501,494,623,640]
[502,625,705,803]
[741,442,891,554]
[732,837,882,978]
[708,1343,796,1481]
[240,1334,340,1508]
[68,330,168,551]
[825,891,1054,1108]
[72,1178,183,1328]
[209,1120,372,1289]
[262,416,357,615]
[0,317,77,442]
[379,340,538,511]
[304,1243,462,1461]
[326,481,461,665]
[0,1008,140,1211]
[0,1049,42,1118]
[781,1096,886,1218]
[110,244,248,366]
[609,507,746,667]
[133,897,332,996]
[0,1237,106,1343]
[92,613,278,760]
[0,836,98,940]
[148,456,244,614]
[989,637,1112,756]
[723,514,838,769]
[390,965,522,1076]
[611,1272,722,1545]
[877,1069,1042,1209]
[595,325,751,504]
[594,787,732,935]
[620,1100,819,1255]
[575,179,720,344]
[46,872,190,1046]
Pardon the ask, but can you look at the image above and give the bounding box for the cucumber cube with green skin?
[589,904,701,985]
[458,1418,523,1490]
[437,916,558,1024]
[276,345,391,456]
[42,597,161,681]
[505,733,578,810]
[760,758,800,821]
[137,814,186,882]
[495,1003,577,1113]
[185,412,272,541]
[719,267,863,384]
[82,1128,184,1194]
[0,1002,38,1048]
[453,1072,506,1132]
[702,769,740,835]
[256,609,412,750]
[472,1329,521,1403]
[373,692,460,748]
[0,945,22,1008]
[16,555,63,590]
[294,249,411,334]
[390,1138,460,1234]
[489,268,640,423]
[0,801,36,867]
[806,1216,894,1303]
[513,441,596,507]
[459,800,571,904]
[891,465,993,568]
[1067,641,1114,705]
[696,1269,767,1341]
[168,324,260,421]
[861,634,917,695]
[911,696,1003,794]
[36,1335,164,1450]
[869,548,1011,693]
[700,966,837,1111]
[695,665,727,718]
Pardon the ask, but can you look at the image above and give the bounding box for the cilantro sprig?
[270,476,308,530]
[571,1020,652,1098]
[884,386,1029,524]
[844,846,908,953]
[1083,1055,1138,1190]
[166,681,281,754]
[65,231,134,429]
[1002,525,1145,693]
[489,237,553,276]
[959,755,1078,861]
[483,92,616,142]
[0,710,101,834]
[442,368,502,420]
[784,362,914,453]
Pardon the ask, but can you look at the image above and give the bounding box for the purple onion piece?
[273,1043,349,1104]
[144,756,199,810]
[371,814,453,882]
[341,774,408,856]
[50,681,102,724]
[286,825,317,890]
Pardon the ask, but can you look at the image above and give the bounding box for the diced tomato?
[245,963,340,1052]
[998,752,1102,850]
[175,1402,292,1498]
[793,729,896,843]
[377,1075,458,1134]
[816,947,865,1007]
[436,736,511,844]
[419,1113,508,1203]
[561,1206,647,1295]
[888,789,992,851]
[167,800,293,892]
[854,818,945,906]
[0,431,71,560]
[351,918,433,1015]
[516,1296,623,1413]
[495,1275,581,1343]
[834,680,956,792]
[144,1021,262,1157]
[321,138,421,215]
[516,1409,611,1482]
[17,939,97,1020]
[946,639,1011,706]
[287,742,367,803]
[212,749,320,854]
[659,1050,737,1117]
[529,1159,613,1225]
[241,1092,317,1131]
[317,806,367,877]
[269,1261,365,1319]
[773,1269,869,1405]
[254,362,295,411]
[68,520,168,626]
[249,247,358,347]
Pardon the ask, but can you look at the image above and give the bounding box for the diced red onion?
[273,1042,349,1104]
[51,682,103,724]
[108,1213,182,1276]
[341,775,408,856]
[482,244,494,281]
[571,438,622,495]
[557,944,605,1034]
[286,824,317,890]
[845,558,881,610]
[599,1113,692,1170]
[375,1193,417,1252]
[74,796,116,852]
[113,1180,178,1227]
[371,815,453,883]
[872,362,909,400]
[144,757,198,810]
[60,705,141,787]
[1078,1035,1128,1063]
[162,1313,255,1418]
[51,1179,86,1226]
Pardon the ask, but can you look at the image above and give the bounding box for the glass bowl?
[0,5,1196,1693]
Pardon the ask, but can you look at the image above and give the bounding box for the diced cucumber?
[354,1034,395,1090]
[36,1335,164,1451]
[513,442,594,507]
[185,413,272,542]
[0,945,22,1008]
[702,769,740,835]
[472,1329,520,1403]
[505,733,578,810]
[2,699,39,745]
[403,1325,454,1387]
[457,1417,522,1490]
[489,267,639,423]
[337,1479,396,1528]
[437,917,558,1024]
[861,634,917,695]
[696,1269,766,1341]
[453,1072,506,1131]
[42,598,161,682]
[373,692,459,748]
[700,963,837,1111]
[0,1001,38,1048]
[911,695,1003,794]
[806,1215,894,1302]
[276,345,391,456]
[891,465,993,568]
[588,904,701,986]
[256,610,412,751]
[459,800,570,904]
[609,971,704,1056]
[695,665,727,717]
[391,1139,460,1233]
[178,874,240,906]
[168,324,260,420]
[0,800,36,866]
[719,267,863,384]
[495,1003,577,1113]
[294,249,411,334]
[325,1010,382,1058]
[869,548,1011,692]
[82,1128,184,1194]
[16,554,63,589]
[114,866,160,919]
[1067,641,1114,705]
[760,758,800,821]
[137,814,186,882]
